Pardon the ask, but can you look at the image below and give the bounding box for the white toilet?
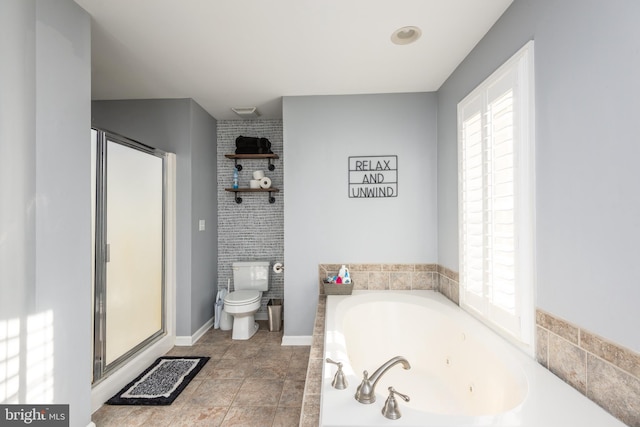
[223,261,269,340]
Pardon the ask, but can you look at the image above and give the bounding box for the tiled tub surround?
[317,263,459,304]
[300,264,459,426]
[320,291,626,426]
[301,264,639,427]
[537,310,640,426]
[299,296,325,427]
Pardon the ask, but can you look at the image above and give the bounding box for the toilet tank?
[232,261,270,291]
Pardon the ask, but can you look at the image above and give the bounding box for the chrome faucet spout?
[369,356,411,387]
[355,356,411,404]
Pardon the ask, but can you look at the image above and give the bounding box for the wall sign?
[348,155,398,198]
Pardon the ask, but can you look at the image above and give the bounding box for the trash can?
[267,299,283,332]
[220,308,233,331]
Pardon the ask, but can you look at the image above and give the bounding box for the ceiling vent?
[231,107,260,119]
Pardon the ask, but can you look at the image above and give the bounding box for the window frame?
[457,41,536,355]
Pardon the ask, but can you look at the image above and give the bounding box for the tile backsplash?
[536,309,640,426]
[317,263,457,303]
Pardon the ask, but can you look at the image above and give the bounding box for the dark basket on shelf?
[323,282,354,295]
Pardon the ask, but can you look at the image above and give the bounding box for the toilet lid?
[224,290,261,305]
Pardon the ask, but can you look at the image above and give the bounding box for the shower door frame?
[92,128,168,384]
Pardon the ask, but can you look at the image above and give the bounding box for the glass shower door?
[104,140,163,364]
[92,130,165,381]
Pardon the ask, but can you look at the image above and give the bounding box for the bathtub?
[321,290,625,427]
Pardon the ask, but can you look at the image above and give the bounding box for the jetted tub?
[321,291,625,427]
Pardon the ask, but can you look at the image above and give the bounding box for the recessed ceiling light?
[391,26,422,45]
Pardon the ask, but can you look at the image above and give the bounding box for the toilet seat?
[224,290,261,306]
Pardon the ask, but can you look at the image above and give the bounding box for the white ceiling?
[75,0,513,120]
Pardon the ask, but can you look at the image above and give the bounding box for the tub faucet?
[354,356,411,404]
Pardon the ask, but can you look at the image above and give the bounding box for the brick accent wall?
[217,120,284,317]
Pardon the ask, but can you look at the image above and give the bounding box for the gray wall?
[189,102,219,332]
[437,0,640,352]
[216,121,284,318]
[283,93,438,336]
[0,1,93,425]
[92,99,218,337]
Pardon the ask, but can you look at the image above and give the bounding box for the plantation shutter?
[458,41,535,349]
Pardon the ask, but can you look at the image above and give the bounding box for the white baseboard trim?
[175,317,213,346]
[174,336,192,346]
[281,335,313,346]
[91,334,174,413]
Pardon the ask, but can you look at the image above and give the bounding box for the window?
[458,41,535,352]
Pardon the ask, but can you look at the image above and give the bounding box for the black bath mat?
[106,356,209,405]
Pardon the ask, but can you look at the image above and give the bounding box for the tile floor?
[92,321,310,427]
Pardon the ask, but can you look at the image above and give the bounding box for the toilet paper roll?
[249,179,261,189]
[273,262,284,273]
[259,176,272,189]
[253,170,265,180]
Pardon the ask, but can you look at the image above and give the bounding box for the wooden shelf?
[224,188,279,193]
[224,154,279,160]
[225,153,279,172]
[225,187,279,204]
[225,151,279,203]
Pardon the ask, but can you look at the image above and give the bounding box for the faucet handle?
[325,358,348,390]
[382,386,410,420]
[354,370,374,403]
